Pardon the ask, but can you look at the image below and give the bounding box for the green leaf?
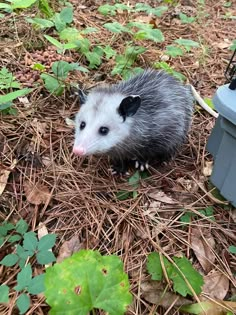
[38,0,54,18]
[23,231,38,251]
[149,6,168,17]
[41,73,64,96]
[0,222,15,236]
[8,234,22,243]
[28,274,45,294]
[14,264,32,292]
[16,219,28,235]
[45,250,132,315]
[0,3,12,11]
[16,244,34,260]
[134,28,164,42]
[98,4,116,16]
[32,63,46,71]
[103,45,116,59]
[0,67,20,89]
[134,3,152,12]
[44,35,63,49]
[0,88,31,105]
[174,38,199,52]
[16,293,30,315]
[60,6,73,24]
[11,0,37,9]
[170,256,204,296]
[80,27,98,35]
[103,22,132,33]
[85,51,102,69]
[229,245,236,254]
[128,171,140,189]
[180,211,193,223]
[203,97,215,109]
[116,190,131,200]
[0,237,4,246]
[165,45,184,57]
[179,12,196,24]
[229,40,236,50]
[0,285,9,303]
[0,254,18,266]
[60,27,81,42]
[36,250,56,265]
[38,234,56,251]
[53,12,66,32]
[0,102,12,111]
[26,17,54,29]
[199,206,215,220]
[147,252,165,280]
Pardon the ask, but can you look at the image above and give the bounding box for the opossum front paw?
[109,162,130,176]
[134,160,149,172]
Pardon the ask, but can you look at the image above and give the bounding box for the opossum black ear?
[77,89,87,105]
[118,95,141,120]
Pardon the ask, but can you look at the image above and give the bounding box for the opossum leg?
[110,159,131,176]
[133,159,149,172]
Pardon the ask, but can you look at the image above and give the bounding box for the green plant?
[40,60,88,95]
[0,0,53,15]
[180,206,215,224]
[0,67,32,115]
[44,250,132,315]
[0,219,56,314]
[229,246,236,254]
[230,40,236,50]
[154,61,186,81]
[147,252,204,296]
[179,12,196,24]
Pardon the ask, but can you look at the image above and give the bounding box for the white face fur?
[73,91,134,156]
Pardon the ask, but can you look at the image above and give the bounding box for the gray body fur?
[90,69,193,163]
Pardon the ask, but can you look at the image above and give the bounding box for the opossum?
[73,69,194,173]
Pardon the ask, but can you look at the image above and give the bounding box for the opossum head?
[73,89,141,156]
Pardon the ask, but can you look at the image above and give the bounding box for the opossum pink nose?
[73,146,86,156]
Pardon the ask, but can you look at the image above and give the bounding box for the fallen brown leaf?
[203,161,213,177]
[24,181,51,205]
[0,159,17,196]
[57,235,86,263]
[181,299,236,315]
[148,190,178,204]
[203,270,229,300]
[190,227,216,273]
[141,280,192,307]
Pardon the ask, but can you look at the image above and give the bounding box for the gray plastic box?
[206,84,236,206]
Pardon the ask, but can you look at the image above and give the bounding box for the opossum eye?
[99,126,109,135]
[80,121,86,130]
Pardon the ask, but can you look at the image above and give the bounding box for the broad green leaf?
[14,264,32,291]
[175,38,199,52]
[0,89,31,105]
[0,222,15,236]
[0,236,4,246]
[23,231,38,251]
[41,73,64,96]
[28,274,45,294]
[26,17,54,29]
[103,22,132,34]
[229,245,236,254]
[180,211,193,223]
[0,3,12,11]
[16,219,28,235]
[60,27,82,42]
[149,6,168,17]
[36,250,56,264]
[0,67,20,89]
[16,244,34,260]
[16,293,30,315]
[199,206,215,220]
[52,61,72,78]
[8,234,22,243]
[0,254,18,266]
[11,0,37,9]
[0,285,9,303]
[203,97,215,109]
[103,45,116,59]
[115,3,130,11]
[170,256,204,296]
[85,51,102,69]
[44,35,63,49]
[60,6,73,24]
[38,0,54,18]
[165,45,184,57]
[127,21,153,30]
[125,45,146,58]
[53,12,66,32]
[0,102,12,111]
[134,29,164,42]
[134,3,152,12]
[98,4,116,16]
[179,12,196,24]
[38,234,56,251]
[45,250,132,315]
[147,252,170,280]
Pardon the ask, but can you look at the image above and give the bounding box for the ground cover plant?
[0,0,236,314]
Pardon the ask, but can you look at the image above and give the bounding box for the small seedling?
[45,250,132,315]
[179,12,196,24]
[154,61,186,81]
[180,206,215,224]
[0,219,57,314]
[147,252,204,296]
